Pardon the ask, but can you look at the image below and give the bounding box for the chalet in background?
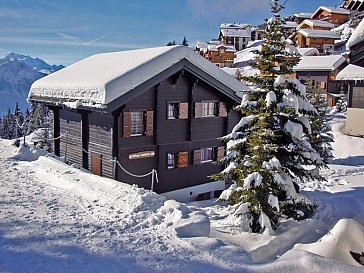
[311,6,350,25]
[293,55,347,106]
[337,64,364,136]
[28,46,246,202]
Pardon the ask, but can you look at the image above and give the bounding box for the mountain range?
[0,53,64,115]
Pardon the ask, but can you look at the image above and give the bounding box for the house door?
[91,153,102,176]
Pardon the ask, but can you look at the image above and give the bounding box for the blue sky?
[0,0,343,65]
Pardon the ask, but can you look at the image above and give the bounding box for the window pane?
[131,112,143,135]
[202,102,217,116]
[201,147,213,162]
[168,103,179,119]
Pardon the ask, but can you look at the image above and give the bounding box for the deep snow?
[0,115,364,272]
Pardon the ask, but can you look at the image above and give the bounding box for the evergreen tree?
[181,36,189,46]
[214,0,320,233]
[166,40,177,46]
[13,102,24,139]
[306,81,334,164]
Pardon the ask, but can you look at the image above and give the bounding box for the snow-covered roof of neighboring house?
[293,12,313,18]
[336,64,364,81]
[196,42,208,50]
[283,21,299,28]
[297,19,335,30]
[311,6,351,18]
[207,44,236,52]
[346,18,364,49]
[220,23,250,29]
[29,46,247,110]
[298,29,341,39]
[297,47,320,56]
[293,55,347,71]
[234,45,260,66]
[220,28,251,38]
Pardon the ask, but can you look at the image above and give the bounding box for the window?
[167,152,178,169]
[168,103,179,119]
[130,112,144,136]
[202,102,218,117]
[167,151,189,169]
[167,102,188,120]
[201,147,214,162]
[194,146,225,165]
[123,111,154,138]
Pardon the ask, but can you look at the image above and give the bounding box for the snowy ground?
[1,115,364,272]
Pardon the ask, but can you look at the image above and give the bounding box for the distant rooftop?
[298,29,341,39]
[312,6,351,17]
[293,55,347,71]
[293,12,313,18]
[298,19,335,29]
[337,64,364,81]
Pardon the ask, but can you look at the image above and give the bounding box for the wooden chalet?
[311,6,350,25]
[293,55,347,106]
[291,29,341,53]
[28,46,246,201]
[347,18,364,66]
[296,19,335,31]
[337,64,364,136]
[343,0,364,11]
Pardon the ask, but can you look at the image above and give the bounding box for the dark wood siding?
[88,112,113,178]
[59,110,83,166]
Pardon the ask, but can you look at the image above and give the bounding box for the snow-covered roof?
[346,18,364,49]
[206,44,236,52]
[293,12,313,19]
[293,55,347,71]
[336,64,364,81]
[29,46,247,109]
[298,19,335,30]
[283,21,299,28]
[220,23,250,29]
[298,29,341,39]
[311,6,351,18]
[220,28,250,38]
[297,47,320,56]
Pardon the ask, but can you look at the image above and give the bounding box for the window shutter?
[216,146,225,161]
[123,112,131,138]
[179,103,189,119]
[193,149,201,165]
[178,151,189,168]
[219,102,228,117]
[195,102,203,118]
[146,111,154,136]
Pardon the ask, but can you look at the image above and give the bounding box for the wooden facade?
[201,45,235,68]
[349,40,364,67]
[50,68,241,195]
[311,7,350,25]
[292,31,338,53]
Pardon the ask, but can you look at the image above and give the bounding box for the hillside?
[0,115,364,272]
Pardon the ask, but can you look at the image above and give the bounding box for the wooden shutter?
[219,102,228,117]
[216,146,225,161]
[91,153,102,176]
[179,103,189,119]
[123,112,131,138]
[146,111,154,136]
[195,102,203,118]
[178,151,189,168]
[193,149,201,165]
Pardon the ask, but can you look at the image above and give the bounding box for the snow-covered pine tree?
[13,102,24,139]
[306,80,334,164]
[214,0,321,233]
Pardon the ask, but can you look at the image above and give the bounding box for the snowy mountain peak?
[4,52,64,74]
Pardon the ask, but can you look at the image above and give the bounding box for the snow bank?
[10,144,48,161]
[294,219,364,267]
[158,200,210,238]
